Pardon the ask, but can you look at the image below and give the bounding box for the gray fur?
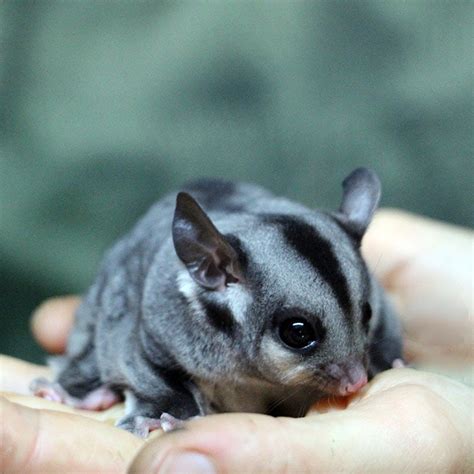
[51,168,402,432]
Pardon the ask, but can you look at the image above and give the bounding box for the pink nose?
[326,361,368,396]
[340,374,368,395]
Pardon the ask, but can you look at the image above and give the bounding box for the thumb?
[0,397,142,473]
[127,407,400,473]
[31,295,79,354]
[128,413,316,473]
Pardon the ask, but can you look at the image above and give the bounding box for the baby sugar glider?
[32,168,403,437]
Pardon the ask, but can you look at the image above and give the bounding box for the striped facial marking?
[176,270,205,316]
[263,215,353,322]
[199,299,235,336]
[176,270,252,335]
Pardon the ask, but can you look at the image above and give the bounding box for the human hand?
[0,386,143,473]
[0,298,144,473]
[2,210,473,473]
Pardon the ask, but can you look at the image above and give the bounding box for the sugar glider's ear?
[336,167,381,241]
[172,192,242,290]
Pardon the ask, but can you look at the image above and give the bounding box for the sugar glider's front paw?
[115,415,164,438]
[116,412,193,437]
[159,412,192,432]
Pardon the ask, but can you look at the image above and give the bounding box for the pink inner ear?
[195,258,227,290]
[225,272,240,285]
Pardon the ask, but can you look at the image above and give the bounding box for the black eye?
[279,318,317,350]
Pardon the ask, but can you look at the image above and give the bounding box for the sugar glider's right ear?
[172,192,242,290]
[336,167,381,241]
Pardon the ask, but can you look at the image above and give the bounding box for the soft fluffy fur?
[47,168,402,434]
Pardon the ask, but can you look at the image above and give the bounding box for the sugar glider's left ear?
[335,167,381,241]
[172,192,242,290]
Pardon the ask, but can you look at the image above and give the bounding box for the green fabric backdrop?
[1,1,473,362]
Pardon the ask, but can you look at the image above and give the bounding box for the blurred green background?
[1,1,473,364]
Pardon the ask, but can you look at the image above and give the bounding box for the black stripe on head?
[329,213,373,329]
[200,299,235,336]
[224,233,249,274]
[361,302,372,332]
[263,214,353,320]
[327,213,363,247]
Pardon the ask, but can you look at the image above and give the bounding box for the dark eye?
[279,318,317,350]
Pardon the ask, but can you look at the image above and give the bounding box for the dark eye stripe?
[263,214,353,323]
[362,302,372,331]
[200,299,235,336]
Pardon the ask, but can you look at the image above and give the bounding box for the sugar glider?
[32,168,403,437]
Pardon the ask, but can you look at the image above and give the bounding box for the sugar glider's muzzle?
[325,360,368,396]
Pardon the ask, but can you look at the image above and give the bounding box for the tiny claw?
[116,415,163,438]
[159,413,202,432]
[160,412,186,432]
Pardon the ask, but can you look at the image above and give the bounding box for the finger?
[2,392,126,425]
[362,209,473,362]
[126,412,422,474]
[0,397,143,473]
[362,209,416,284]
[0,355,51,395]
[362,209,472,288]
[31,296,80,354]
[129,369,470,473]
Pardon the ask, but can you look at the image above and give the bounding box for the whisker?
[370,252,384,278]
[268,371,331,414]
[267,384,307,412]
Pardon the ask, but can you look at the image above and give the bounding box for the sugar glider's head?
[172,168,381,397]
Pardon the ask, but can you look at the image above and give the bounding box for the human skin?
[1,209,473,473]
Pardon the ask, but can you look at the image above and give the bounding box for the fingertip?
[127,416,232,473]
[31,296,80,354]
[0,396,143,473]
[127,413,304,474]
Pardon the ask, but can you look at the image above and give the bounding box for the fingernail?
[158,451,217,474]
